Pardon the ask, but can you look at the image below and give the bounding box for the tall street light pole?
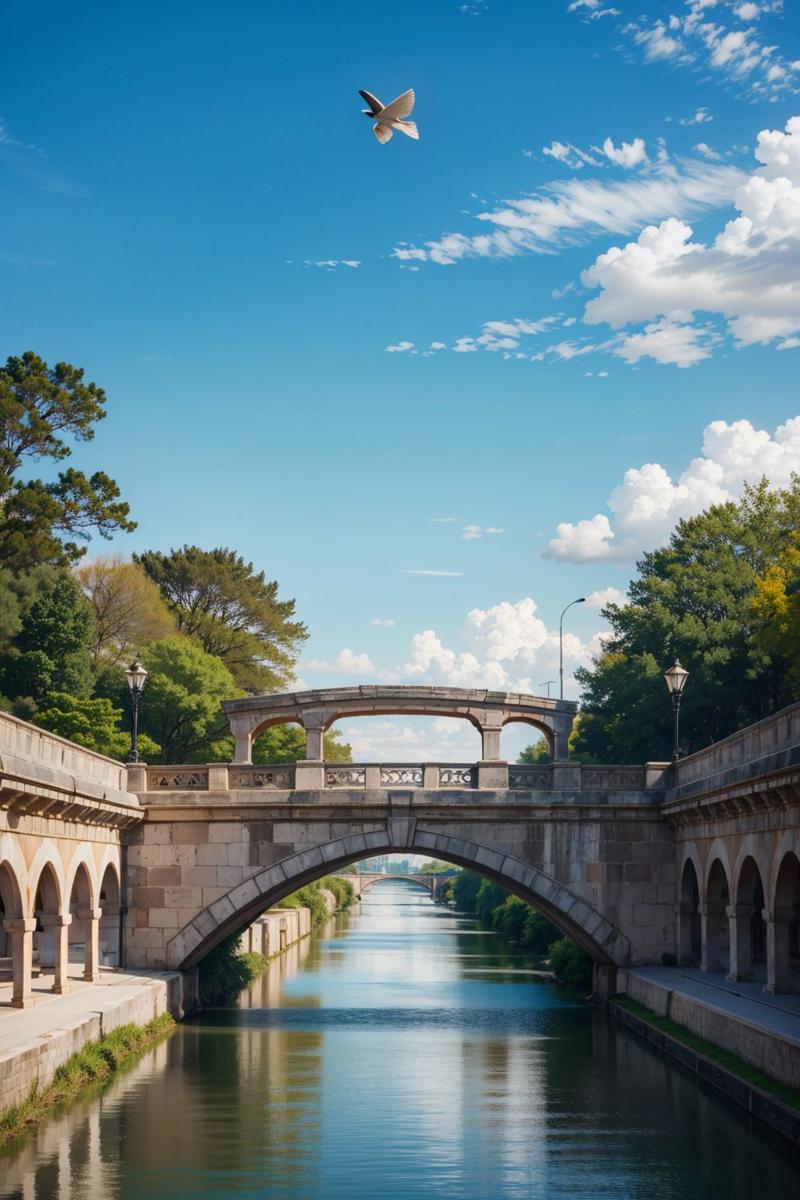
[125,658,148,763]
[664,659,690,762]
[559,598,586,700]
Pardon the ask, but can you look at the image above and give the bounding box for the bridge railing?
[0,710,138,814]
[670,700,800,794]
[132,760,662,796]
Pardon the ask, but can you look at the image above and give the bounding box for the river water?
[2,880,800,1199]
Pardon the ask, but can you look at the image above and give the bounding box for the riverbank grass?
[0,1013,175,1148]
[613,995,800,1112]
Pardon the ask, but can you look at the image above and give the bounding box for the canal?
[2,879,799,1198]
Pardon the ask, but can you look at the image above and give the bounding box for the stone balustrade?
[129,760,664,795]
[670,700,800,799]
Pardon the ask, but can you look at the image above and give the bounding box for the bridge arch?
[165,829,630,975]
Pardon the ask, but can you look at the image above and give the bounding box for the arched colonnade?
[677,841,800,993]
[0,839,122,1008]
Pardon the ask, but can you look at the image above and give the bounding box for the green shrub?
[1,1014,174,1147]
[548,937,593,988]
[522,910,560,954]
[492,895,529,942]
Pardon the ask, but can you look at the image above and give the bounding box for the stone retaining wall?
[610,999,800,1148]
[0,971,187,1113]
[620,970,800,1091]
[237,906,312,958]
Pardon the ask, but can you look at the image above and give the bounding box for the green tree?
[475,879,508,926]
[448,870,482,912]
[418,860,452,875]
[518,736,551,764]
[492,895,529,941]
[135,546,307,691]
[98,636,238,763]
[522,910,560,953]
[34,692,160,759]
[75,556,175,667]
[0,573,94,711]
[548,937,593,988]
[750,535,800,694]
[0,352,135,571]
[252,723,351,763]
[574,480,800,763]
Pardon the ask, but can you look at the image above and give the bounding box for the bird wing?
[359,90,383,114]
[373,122,393,144]
[379,89,415,120]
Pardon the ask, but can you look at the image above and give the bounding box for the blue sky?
[2,1,799,759]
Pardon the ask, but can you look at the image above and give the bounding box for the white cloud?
[615,1,796,100]
[693,141,722,160]
[385,340,415,353]
[304,259,360,270]
[306,648,376,674]
[675,107,715,126]
[580,117,800,362]
[400,598,605,693]
[601,137,649,168]
[586,587,625,608]
[545,415,800,562]
[370,618,396,627]
[461,524,505,540]
[543,140,601,169]
[615,318,720,367]
[391,158,743,264]
[400,569,464,576]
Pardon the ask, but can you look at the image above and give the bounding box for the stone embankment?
[1,904,314,1122]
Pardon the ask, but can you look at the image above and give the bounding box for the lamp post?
[559,598,586,700]
[124,658,148,763]
[539,680,556,698]
[664,659,689,762]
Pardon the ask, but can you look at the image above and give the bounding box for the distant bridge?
[335,873,454,900]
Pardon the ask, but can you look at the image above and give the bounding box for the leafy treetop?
[0,352,135,570]
[135,546,307,692]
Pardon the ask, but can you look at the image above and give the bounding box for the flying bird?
[359,89,419,144]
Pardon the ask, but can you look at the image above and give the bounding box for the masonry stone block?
[217,865,245,888]
[209,822,242,843]
[228,876,261,911]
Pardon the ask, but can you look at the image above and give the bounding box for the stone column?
[726,904,754,982]
[296,711,326,788]
[675,902,692,964]
[78,907,103,982]
[591,963,618,1008]
[229,716,256,764]
[552,715,572,762]
[699,902,723,973]
[478,713,503,761]
[303,718,325,761]
[41,913,72,994]
[764,907,793,994]
[3,918,36,1008]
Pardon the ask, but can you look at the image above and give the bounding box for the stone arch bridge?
[335,873,453,900]
[2,685,799,1007]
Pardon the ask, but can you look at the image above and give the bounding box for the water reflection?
[2,880,799,1199]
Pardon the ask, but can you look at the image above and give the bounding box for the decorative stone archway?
[222,686,578,772]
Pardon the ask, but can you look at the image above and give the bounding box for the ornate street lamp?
[559,598,586,700]
[125,658,148,763]
[664,659,690,762]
